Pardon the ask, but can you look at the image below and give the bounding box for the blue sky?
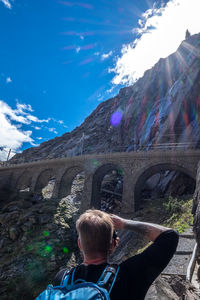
[0,0,200,160]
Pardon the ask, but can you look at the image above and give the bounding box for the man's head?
[76,209,114,259]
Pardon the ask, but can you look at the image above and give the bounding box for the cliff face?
[193,161,200,253]
[10,33,200,164]
[193,161,200,289]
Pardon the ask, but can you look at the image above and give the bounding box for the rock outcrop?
[0,192,81,299]
[146,275,199,299]
[193,161,200,278]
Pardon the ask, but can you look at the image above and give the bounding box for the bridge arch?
[91,163,124,211]
[0,171,13,194]
[58,166,84,198]
[34,168,56,198]
[16,170,32,192]
[134,163,196,211]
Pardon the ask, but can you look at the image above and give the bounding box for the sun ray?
[138,95,148,133]
[169,109,175,143]
[175,50,194,88]
[124,95,134,129]
[79,57,94,65]
[175,50,188,73]
[59,1,93,10]
[165,56,173,87]
[62,17,133,30]
[61,31,94,36]
[182,41,200,58]
[62,44,96,51]
[62,59,73,64]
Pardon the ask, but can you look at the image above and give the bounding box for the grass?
[137,196,193,233]
[134,196,193,255]
[163,197,193,233]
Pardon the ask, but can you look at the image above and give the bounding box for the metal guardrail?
[104,143,198,153]
[186,243,198,282]
[0,143,199,166]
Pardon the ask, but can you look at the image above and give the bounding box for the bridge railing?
[95,142,199,153]
[0,142,199,166]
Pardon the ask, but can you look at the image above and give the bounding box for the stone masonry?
[0,150,199,214]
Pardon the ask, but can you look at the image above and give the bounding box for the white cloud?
[0,0,12,9]
[0,100,68,160]
[76,46,81,53]
[0,100,52,160]
[106,86,115,94]
[101,51,113,61]
[0,101,49,125]
[6,77,12,83]
[26,114,49,123]
[48,127,58,134]
[50,117,68,128]
[97,94,104,102]
[16,102,33,114]
[80,35,84,40]
[0,108,33,160]
[0,101,30,124]
[111,0,200,85]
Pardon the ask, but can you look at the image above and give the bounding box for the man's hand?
[110,214,125,230]
[110,214,171,242]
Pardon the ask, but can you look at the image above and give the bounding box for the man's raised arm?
[110,214,172,242]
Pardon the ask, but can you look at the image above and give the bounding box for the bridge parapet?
[0,150,199,212]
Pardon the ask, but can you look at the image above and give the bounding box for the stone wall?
[1,150,200,214]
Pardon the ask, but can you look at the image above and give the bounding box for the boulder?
[9,226,20,241]
[145,275,199,299]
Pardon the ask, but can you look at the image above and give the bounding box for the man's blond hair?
[76,209,114,257]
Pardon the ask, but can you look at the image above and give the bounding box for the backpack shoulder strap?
[97,264,120,294]
[61,266,77,287]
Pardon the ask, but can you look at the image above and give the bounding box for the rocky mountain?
[10,33,200,164]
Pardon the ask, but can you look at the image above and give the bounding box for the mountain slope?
[10,33,200,163]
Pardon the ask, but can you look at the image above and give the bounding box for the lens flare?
[79,58,94,65]
[124,95,134,129]
[111,110,123,126]
[81,44,96,50]
[155,96,160,130]
[43,231,50,237]
[117,168,124,175]
[169,110,175,143]
[62,45,76,50]
[63,247,69,254]
[59,1,93,9]
[27,245,33,251]
[45,245,52,253]
[92,159,100,167]
[138,96,147,132]
[165,57,173,87]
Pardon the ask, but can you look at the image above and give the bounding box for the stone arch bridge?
[0,150,199,214]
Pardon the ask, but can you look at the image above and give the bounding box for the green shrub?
[163,196,184,214]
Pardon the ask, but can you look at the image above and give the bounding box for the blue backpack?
[36,264,120,300]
